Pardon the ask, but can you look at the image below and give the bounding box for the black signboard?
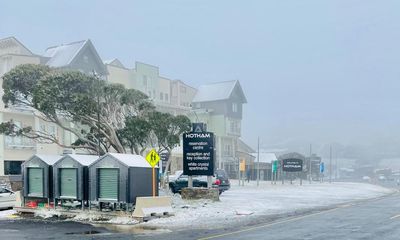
[282,159,303,172]
[183,132,214,176]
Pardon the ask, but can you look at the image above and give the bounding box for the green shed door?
[28,168,43,197]
[98,168,118,200]
[60,168,77,198]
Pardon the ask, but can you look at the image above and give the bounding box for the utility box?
[22,155,62,202]
[88,153,158,205]
[52,154,98,206]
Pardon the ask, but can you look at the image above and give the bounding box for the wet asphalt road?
[1,192,400,239]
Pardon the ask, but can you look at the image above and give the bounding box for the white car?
[0,187,16,210]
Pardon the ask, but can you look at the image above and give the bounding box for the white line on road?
[390,214,400,220]
[198,205,349,240]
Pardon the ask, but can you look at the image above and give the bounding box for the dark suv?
[169,171,230,194]
[215,169,230,192]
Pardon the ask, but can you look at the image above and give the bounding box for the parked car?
[169,173,224,194]
[215,169,230,192]
[0,187,16,210]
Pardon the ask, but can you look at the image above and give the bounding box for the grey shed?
[22,154,62,199]
[88,153,158,204]
[52,154,99,202]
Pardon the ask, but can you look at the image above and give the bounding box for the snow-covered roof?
[44,40,87,67]
[252,152,277,163]
[0,36,34,55]
[192,80,247,103]
[107,153,155,168]
[34,154,63,165]
[62,154,99,166]
[104,58,125,68]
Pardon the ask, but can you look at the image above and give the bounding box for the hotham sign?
[183,132,215,176]
[282,159,303,172]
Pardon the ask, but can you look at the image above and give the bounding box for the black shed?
[52,154,98,204]
[22,154,62,201]
[88,153,158,205]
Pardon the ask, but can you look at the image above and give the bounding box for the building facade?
[189,80,247,178]
[0,36,251,180]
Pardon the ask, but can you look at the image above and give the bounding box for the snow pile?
[0,209,17,219]
[34,209,62,219]
[142,181,394,230]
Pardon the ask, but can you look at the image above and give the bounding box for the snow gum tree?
[0,64,164,155]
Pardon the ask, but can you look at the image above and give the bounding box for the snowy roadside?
[0,181,394,231]
[141,181,395,230]
[0,209,17,220]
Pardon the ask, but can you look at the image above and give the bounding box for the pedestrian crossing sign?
[146,149,160,168]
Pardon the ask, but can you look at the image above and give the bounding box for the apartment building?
[0,36,251,179]
[0,37,107,176]
[104,60,196,116]
[189,80,248,178]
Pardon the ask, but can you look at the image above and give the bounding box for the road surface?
[0,192,399,239]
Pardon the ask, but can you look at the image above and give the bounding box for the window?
[165,93,169,102]
[180,86,186,93]
[13,121,22,145]
[160,92,164,100]
[148,91,152,97]
[40,124,46,132]
[143,75,148,86]
[232,103,238,113]
[228,119,241,135]
[4,161,24,175]
[48,125,56,136]
[224,144,232,156]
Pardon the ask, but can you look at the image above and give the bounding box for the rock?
[181,188,220,201]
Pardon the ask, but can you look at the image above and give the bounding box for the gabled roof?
[44,40,87,67]
[0,36,34,56]
[238,139,256,153]
[252,152,278,163]
[43,39,106,74]
[59,154,99,166]
[97,153,155,168]
[104,58,125,68]
[192,80,247,103]
[32,154,63,165]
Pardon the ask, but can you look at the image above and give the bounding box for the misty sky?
[1,0,400,156]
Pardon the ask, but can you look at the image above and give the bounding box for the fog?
[2,0,400,163]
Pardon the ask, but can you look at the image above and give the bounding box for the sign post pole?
[183,129,215,189]
[146,149,160,197]
[152,167,155,197]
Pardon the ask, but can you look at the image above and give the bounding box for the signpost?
[271,160,278,184]
[183,132,215,176]
[282,159,303,172]
[282,159,303,185]
[320,162,325,182]
[146,149,160,197]
[239,159,246,186]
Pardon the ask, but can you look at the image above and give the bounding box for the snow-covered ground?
[0,209,16,220]
[0,181,394,231]
[142,181,395,230]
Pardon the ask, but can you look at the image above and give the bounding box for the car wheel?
[169,184,177,194]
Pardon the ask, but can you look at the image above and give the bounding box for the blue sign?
[320,162,325,173]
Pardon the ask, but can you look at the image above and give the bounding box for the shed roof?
[33,154,63,165]
[62,154,99,166]
[192,80,247,103]
[106,153,154,168]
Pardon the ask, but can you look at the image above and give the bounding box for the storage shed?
[88,153,158,206]
[22,154,62,202]
[52,154,99,206]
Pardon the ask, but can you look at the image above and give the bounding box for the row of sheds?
[22,153,158,206]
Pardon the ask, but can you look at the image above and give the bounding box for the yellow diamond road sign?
[146,149,160,168]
